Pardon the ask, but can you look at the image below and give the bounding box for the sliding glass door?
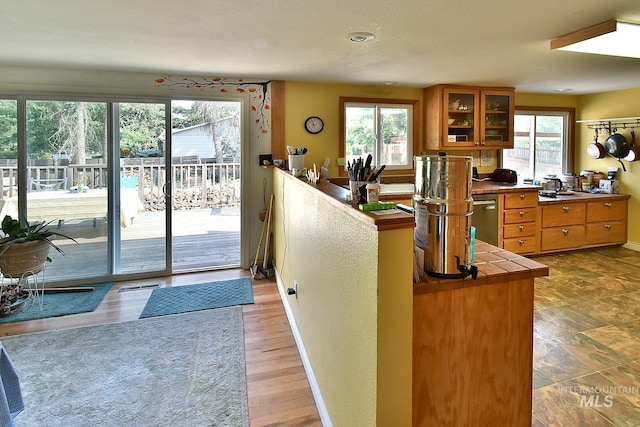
[6,98,170,283]
[170,100,241,271]
[1,95,244,285]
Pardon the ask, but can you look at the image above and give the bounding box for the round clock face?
[305,116,324,134]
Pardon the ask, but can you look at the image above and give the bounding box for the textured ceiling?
[1,0,640,94]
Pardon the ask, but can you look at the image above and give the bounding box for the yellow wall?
[273,169,413,425]
[283,82,423,177]
[577,87,640,246]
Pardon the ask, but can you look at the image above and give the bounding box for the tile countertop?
[414,240,549,295]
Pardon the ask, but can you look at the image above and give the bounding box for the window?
[340,97,418,175]
[501,107,575,181]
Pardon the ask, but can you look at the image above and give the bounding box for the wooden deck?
[39,207,241,281]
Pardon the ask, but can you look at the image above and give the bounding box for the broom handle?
[253,197,270,266]
[262,195,274,269]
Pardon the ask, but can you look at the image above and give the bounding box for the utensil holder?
[288,154,305,171]
[349,180,366,203]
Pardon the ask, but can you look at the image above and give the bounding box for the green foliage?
[0,100,17,152]
[0,215,77,258]
[0,99,240,162]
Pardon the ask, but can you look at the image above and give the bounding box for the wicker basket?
[0,240,50,278]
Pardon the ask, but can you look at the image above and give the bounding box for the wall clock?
[304,116,324,134]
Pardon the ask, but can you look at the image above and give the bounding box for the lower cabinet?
[538,198,628,254]
[585,200,628,246]
[540,203,586,252]
[500,191,539,255]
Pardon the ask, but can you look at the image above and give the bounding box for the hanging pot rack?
[577,116,640,135]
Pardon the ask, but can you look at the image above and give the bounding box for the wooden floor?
[0,269,323,427]
[5,247,639,426]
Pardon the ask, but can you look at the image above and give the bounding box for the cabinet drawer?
[585,221,626,245]
[541,203,585,227]
[503,236,537,254]
[503,192,538,209]
[540,225,585,251]
[503,207,537,224]
[503,222,536,238]
[587,200,627,223]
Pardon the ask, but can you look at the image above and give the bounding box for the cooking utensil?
[542,176,562,192]
[605,132,630,171]
[587,129,606,159]
[624,129,640,162]
[605,132,630,158]
[369,164,386,182]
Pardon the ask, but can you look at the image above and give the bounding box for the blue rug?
[139,278,254,319]
[0,283,114,324]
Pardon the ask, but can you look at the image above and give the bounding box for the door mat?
[139,278,254,319]
[0,283,114,324]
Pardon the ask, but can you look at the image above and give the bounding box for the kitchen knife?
[369,164,385,181]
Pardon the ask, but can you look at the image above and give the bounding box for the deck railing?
[0,160,240,210]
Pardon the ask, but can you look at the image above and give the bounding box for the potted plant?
[0,215,77,316]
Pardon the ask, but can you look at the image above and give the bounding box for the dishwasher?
[472,194,499,246]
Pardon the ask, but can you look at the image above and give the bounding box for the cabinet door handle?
[475,142,480,146]
[519,211,526,217]
[519,225,525,231]
[562,229,569,235]
[518,239,525,245]
[563,206,570,212]
[605,224,612,229]
[519,194,526,200]
[605,202,612,207]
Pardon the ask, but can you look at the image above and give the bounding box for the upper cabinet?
[424,84,515,150]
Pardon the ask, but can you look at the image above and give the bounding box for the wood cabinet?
[424,84,514,150]
[413,241,548,427]
[538,197,628,253]
[540,203,586,252]
[585,199,627,246]
[500,191,539,255]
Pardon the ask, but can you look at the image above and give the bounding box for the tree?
[191,101,240,161]
[0,100,17,158]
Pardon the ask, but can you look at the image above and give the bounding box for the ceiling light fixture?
[550,19,640,59]
[348,32,375,43]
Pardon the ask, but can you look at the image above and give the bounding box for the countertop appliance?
[414,154,477,279]
[472,194,498,246]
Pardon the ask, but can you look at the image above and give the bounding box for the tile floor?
[532,247,640,426]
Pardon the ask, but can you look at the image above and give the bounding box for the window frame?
[501,106,576,178]
[339,97,419,177]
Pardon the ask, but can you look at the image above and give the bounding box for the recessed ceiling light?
[383,81,398,86]
[348,32,375,43]
[553,88,573,93]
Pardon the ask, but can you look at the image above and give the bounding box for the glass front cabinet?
[424,85,514,150]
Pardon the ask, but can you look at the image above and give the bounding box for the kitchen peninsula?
[272,168,548,426]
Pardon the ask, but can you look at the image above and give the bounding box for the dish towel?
[0,343,24,427]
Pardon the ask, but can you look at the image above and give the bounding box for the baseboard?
[275,272,333,427]
[623,241,640,252]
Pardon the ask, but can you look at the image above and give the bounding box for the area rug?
[0,283,114,324]
[1,307,249,427]
[139,278,254,319]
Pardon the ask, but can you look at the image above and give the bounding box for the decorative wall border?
[154,75,272,138]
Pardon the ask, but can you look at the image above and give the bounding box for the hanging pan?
[605,130,630,171]
[624,129,640,162]
[586,129,606,159]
